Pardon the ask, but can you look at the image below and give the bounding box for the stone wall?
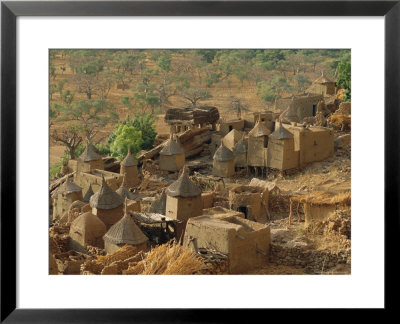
[270,244,351,274]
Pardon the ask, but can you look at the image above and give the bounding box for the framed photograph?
[1,0,397,321]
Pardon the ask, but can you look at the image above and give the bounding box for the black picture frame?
[1,0,398,321]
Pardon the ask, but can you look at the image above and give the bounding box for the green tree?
[61,90,74,105]
[50,65,57,80]
[130,69,161,114]
[109,124,143,160]
[257,82,277,104]
[50,84,57,101]
[131,114,157,150]
[337,61,351,101]
[294,74,311,91]
[54,99,118,141]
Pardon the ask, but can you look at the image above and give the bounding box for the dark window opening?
[312,104,317,116]
[229,125,233,131]
[238,206,248,219]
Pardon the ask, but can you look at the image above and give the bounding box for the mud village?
[49,49,351,275]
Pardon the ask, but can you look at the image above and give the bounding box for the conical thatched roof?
[223,129,242,144]
[160,137,184,156]
[103,200,148,245]
[232,135,247,154]
[248,120,271,137]
[314,71,334,84]
[116,176,140,201]
[58,178,82,195]
[121,147,137,167]
[269,121,294,140]
[148,190,167,214]
[213,143,234,162]
[165,166,201,198]
[79,142,102,162]
[89,175,124,210]
[70,211,106,237]
[82,184,94,203]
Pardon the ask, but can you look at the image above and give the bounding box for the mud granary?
[213,142,235,178]
[229,185,269,222]
[165,166,203,238]
[159,134,185,172]
[103,200,148,254]
[183,208,271,274]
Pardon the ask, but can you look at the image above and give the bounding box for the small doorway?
[238,206,248,219]
[229,125,233,131]
[312,104,317,116]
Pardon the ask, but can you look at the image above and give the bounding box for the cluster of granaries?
[51,143,276,273]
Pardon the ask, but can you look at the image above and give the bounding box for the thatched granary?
[116,176,141,212]
[90,176,124,229]
[266,121,299,171]
[82,184,94,203]
[148,189,167,215]
[222,129,242,151]
[103,200,148,254]
[247,120,271,168]
[213,143,235,178]
[77,142,104,173]
[52,178,83,221]
[116,176,140,201]
[165,166,202,238]
[232,135,248,168]
[159,135,185,172]
[120,148,139,188]
[69,211,107,253]
[229,185,269,222]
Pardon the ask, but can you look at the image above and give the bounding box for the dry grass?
[291,191,351,206]
[123,240,209,275]
[96,244,145,267]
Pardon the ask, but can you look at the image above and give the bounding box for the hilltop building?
[306,71,336,96]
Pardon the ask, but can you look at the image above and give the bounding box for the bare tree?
[51,124,83,159]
